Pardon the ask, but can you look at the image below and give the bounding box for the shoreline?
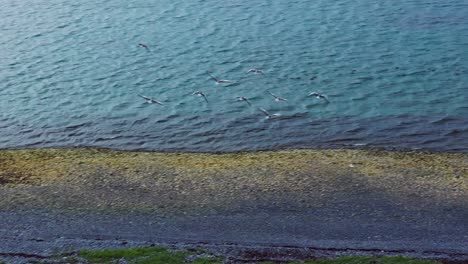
[1,145,467,154]
[1,147,466,212]
[1,148,467,263]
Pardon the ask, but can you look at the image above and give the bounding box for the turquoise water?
[1,0,467,151]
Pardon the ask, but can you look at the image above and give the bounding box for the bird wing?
[138,94,150,100]
[258,108,270,116]
[268,91,278,98]
[152,99,163,105]
[208,72,219,82]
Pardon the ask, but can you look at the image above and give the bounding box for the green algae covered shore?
[0,148,466,214]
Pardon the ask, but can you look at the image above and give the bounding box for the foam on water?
[0,0,467,152]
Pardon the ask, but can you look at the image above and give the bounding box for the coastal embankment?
[0,148,467,263]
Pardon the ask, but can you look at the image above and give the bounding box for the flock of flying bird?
[136,43,330,119]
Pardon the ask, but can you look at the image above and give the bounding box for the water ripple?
[0,0,467,152]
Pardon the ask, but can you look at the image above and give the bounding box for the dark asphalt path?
[1,191,467,262]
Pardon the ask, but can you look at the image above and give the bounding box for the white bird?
[193,91,208,103]
[258,108,280,119]
[137,43,150,51]
[308,92,329,103]
[236,96,251,106]
[268,91,288,102]
[247,69,264,74]
[138,94,163,105]
[208,72,233,84]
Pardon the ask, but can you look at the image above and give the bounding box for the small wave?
[430,116,458,125]
[64,122,94,131]
[444,129,467,136]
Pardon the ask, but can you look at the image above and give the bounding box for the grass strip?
[77,246,441,264]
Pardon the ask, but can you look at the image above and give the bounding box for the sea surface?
[1,0,467,152]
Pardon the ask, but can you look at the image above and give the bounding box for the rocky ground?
[0,148,467,263]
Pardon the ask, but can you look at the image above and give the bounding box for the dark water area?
[1,113,466,152]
